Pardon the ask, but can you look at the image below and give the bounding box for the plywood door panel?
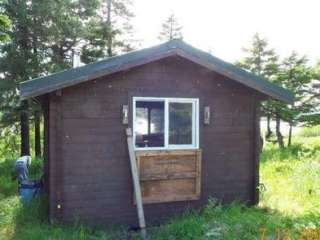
[138,155,196,177]
[141,179,197,203]
[136,149,201,204]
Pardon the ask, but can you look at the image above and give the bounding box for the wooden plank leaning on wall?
[126,128,147,239]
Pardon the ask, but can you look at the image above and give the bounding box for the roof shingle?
[20,40,294,103]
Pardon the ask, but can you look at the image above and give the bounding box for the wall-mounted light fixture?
[204,106,210,125]
[122,105,129,125]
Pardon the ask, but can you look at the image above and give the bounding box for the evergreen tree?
[0,0,136,156]
[0,0,100,156]
[81,0,136,63]
[42,0,101,71]
[275,52,315,147]
[0,0,35,155]
[158,14,183,41]
[237,33,279,140]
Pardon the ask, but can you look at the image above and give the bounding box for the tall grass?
[1,133,320,239]
[0,156,127,239]
[148,200,309,240]
[299,125,320,138]
[0,196,127,240]
[260,136,320,215]
[0,157,42,199]
[148,136,320,239]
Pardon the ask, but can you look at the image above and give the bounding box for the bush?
[0,159,18,198]
[0,125,20,160]
[28,157,43,179]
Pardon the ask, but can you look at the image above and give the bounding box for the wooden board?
[136,149,202,204]
[126,128,146,236]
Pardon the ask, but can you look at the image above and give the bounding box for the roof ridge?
[20,40,294,103]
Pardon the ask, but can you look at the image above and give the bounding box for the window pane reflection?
[169,102,193,145]
[135,101,164,148]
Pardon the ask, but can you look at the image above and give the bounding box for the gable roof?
[20,40,294,103]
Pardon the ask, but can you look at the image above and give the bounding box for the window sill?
[135,149,202,158]
[134,146,199,152]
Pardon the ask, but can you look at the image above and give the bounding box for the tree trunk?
[275,113,284,148]
[106,0,112,57]
[288,122,293,147]
[34,110,41,157]
[169,16,173,40]
[20,100,30,156]
[265,114,272,139]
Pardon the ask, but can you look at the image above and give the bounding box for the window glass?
[135,101,164,148]
[169,102,193,145]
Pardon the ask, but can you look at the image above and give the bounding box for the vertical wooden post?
[126,128,147,239]
[42,96,49,193]
[20,99,30,156]
[252,96,261,204]
[34,109,41,158]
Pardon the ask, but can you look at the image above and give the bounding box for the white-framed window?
[133,97,199,150]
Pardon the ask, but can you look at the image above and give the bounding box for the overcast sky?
[132,0,320,64]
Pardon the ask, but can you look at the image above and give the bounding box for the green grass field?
[0,129,320,239]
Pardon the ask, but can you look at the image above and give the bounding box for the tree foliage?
[0,0,100,125]
[237,33,279,77]
[159,14,183,41]
[237,33,279,140]
[0,0,135,155]
[238,33,318,148]
[82,0,136,63]
[274,53,315,146]
[277,53,315,121]
[0,14,10,42]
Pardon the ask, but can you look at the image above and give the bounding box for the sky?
[132,0,320,64]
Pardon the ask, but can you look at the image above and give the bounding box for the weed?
[0,135,320,239]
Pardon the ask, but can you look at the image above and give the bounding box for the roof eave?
[19,40,294,104]
[173,49,294,104]
[20,49,180,100]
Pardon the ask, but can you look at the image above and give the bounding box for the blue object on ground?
[19,180,42,203]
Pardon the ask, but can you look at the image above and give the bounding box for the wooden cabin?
[20,40,293,227]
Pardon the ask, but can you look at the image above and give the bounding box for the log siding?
[47,56,261,226]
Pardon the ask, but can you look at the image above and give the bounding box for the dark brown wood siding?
[48,56,261,226]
